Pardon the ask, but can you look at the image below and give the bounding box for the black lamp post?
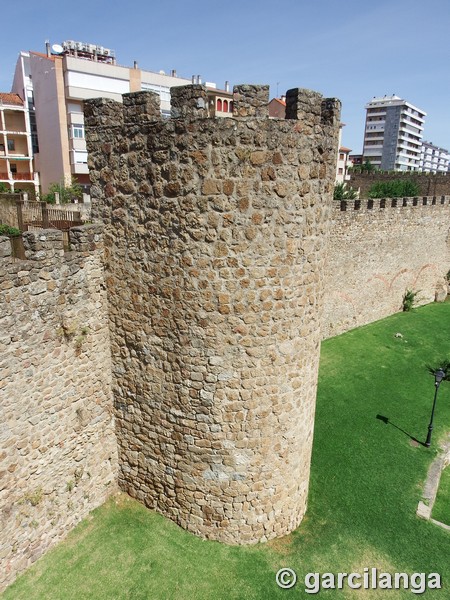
[425,368,446,448]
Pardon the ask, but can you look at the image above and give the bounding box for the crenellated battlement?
[324,195,450,338]
[0,224,104,264]
[84,83,341,125]
[336,195,450,213]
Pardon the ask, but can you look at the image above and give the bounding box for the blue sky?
[1,0,450,153]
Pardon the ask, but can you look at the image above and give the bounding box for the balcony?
[2,150,30,160]
[0,130,27,137]
[399,119,423,132]
[398,134,421,144]
[401,111,425,124]
[366,110,387,117]
[12,172,33,181]
[397,140,420,151]
[364,135,384,142]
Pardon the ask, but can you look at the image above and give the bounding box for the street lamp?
[425,368,446,448]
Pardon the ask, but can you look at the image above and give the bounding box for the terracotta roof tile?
[29,51,56,62]
[0,93,24,106]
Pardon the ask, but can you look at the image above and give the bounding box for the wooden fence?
[16,201,83,233]
[18,201,84,250]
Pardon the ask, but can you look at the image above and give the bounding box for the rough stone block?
[232,84,269,118]
[0,236,11,258]
[123,91,160,123]
[171,84,209,119]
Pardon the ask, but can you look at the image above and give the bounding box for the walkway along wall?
[323,197,450,338]
[0,226,118,591]
[84,85,341,544]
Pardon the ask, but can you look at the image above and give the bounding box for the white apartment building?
[336,147,352,183]
[0,92,39,196]
[11,41,227,195]
[363,95,426,171]
[335,123,352,183]
[419,141,450,173]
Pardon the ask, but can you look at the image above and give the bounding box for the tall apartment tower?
[362,95,426,171]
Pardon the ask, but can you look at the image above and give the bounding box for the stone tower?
[84,84,340,543]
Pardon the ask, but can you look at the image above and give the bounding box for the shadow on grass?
[376,414,426,447]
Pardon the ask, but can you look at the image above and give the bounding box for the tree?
[333,182,358,201]
[39,178,83,204]
[362,159,375,173]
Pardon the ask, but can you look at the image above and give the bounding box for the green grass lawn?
[3,303,450,599]
[432,466,450,526]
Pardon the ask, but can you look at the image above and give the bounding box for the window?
[70,124,85,139]
[339,153,345,160]
[31,134,39,154]
[7,140,15,152]
[141,83,171,104]
[73,151,88,164]
[217,99,223,111]
[67,102,83,114]
[10,163,17,173]
[338,168,343,174]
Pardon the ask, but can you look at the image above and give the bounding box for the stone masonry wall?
[0,226,118,592]
[84,85,341,544]
[0,195,21,230]
[323,197,450,338]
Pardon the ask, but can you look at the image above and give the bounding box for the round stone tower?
[84,84,341,543]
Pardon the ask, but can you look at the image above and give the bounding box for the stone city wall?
[0,226,118,592]
[2,82,450,592]
[323,197,450,338]
[84,84,341,544]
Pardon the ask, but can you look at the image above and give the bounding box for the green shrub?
[333,182,358,200]
[0,224,21,236]
[368,179,420,198]
[402,289,418,311]
[39,178,82,205]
